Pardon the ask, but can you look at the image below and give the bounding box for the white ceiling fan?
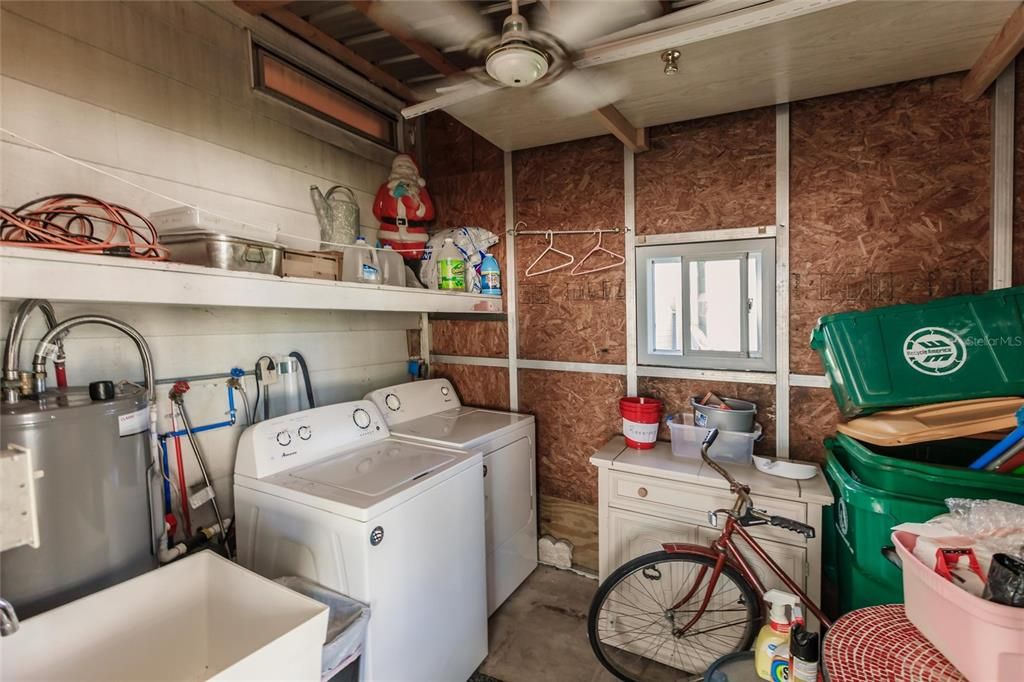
[375,0,661,120]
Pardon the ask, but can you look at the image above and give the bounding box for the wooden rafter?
[255,6,419,102]
[348,1,463,77]
[962,1,1024,102]
[593,105,648,152]
[235,0,294,15]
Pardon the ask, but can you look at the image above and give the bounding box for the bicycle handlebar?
[770,515,816,539]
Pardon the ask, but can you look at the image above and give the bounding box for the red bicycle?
[588,429,832,681]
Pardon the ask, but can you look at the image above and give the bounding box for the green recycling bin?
[833,432,1024,503]
[810,287,1024,418]
[823,440,947,613]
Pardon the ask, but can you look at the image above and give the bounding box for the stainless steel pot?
[161,230,283,275]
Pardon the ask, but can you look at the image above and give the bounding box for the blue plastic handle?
[969,409,1024,470]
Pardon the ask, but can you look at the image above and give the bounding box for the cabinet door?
[696,526,806,593]
[608,508,699,575]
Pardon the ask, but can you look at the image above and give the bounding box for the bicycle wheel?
[588,550,762,682]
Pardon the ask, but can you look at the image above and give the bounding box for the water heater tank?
[1,384,156,617]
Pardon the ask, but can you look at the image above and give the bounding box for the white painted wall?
[0,1,416,530]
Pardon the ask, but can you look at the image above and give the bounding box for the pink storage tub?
[893,531,1024,680]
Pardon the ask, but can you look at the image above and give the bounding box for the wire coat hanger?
[570,231,624,275]
[525,230,574,276]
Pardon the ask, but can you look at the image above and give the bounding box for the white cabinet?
[592,438,833,619]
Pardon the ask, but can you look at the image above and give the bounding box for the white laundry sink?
[1,550,328,681]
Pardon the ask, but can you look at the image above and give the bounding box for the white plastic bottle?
[378,244,406,287]
[342,236,381,284]
[437,237,466,291]
[754,589,798,681]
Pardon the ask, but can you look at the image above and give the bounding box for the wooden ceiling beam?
[259,7,419,102]
[348,1,463,77]
[235,0,294,15]
[962,1,1024,102]
[593,105,648,152]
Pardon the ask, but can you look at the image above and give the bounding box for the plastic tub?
[810,286,1024,417]
[833,433,1024,504]
[668,413,762,464]
[620,397,662,450]
[893,531,1024,681]
[691,396,756,433]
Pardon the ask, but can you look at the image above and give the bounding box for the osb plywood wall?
[426,69,1006,568]
[636,108,776,233]
[790,74,992,374]
[423,113,509,361]
[513,135,626,363]
[430,363,510,411]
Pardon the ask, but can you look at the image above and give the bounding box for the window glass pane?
[650,258,682,353]
[688,258,742,352]
[257,50,395,147]
[748,254,762,355]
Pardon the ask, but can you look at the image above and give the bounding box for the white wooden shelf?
[0,246,503,314]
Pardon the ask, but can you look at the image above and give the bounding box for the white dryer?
[365,379,537,614]
[233,400,487,682]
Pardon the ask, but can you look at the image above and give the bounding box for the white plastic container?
[668,412,762,464]
[379,244,407,287]
[150,206,279,243]
[1,550,328,681]
[893,531,1024,681]
[342,237,381,284]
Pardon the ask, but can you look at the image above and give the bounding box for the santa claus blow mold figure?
[373,154,434,260]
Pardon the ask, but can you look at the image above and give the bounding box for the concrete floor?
[475,565,618,682]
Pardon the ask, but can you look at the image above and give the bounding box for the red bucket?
[619,396,663,450]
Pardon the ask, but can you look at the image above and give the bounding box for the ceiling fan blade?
[370,1,493,50]
[402,80,503,119]
[535,0,660,50]
[532,68,627,116]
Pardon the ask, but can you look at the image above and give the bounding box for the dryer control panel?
[235,399,390,479]
[365,378,461,426]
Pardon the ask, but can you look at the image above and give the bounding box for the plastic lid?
[355,236,366,243]
[838,397,1024,446]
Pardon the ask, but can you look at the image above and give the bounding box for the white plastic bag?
[274,576,370,680]
[419,227,499,293]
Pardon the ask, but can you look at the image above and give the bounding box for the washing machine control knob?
[440,385,450,397]
[353,408,372,429]
[276,430,292,446]
[385,393,401,411]
[297,425,312,440]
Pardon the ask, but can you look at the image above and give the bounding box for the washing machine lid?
[293,441,454,497]
[239,438,479,522]
[392,408,533,449]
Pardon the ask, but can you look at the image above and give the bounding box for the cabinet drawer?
[609,470,808,545]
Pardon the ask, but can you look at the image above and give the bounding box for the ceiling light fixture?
[661,49,681,75]
[485,8,550,87]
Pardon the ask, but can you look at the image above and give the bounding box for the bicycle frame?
[655,427,832,634]
[661,514,832,633]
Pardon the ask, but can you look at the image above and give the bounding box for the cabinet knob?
[637,487,648,498]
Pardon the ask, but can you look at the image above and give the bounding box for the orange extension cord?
[0,193,168,259]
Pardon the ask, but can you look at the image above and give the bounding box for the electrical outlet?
[258,357,279,385]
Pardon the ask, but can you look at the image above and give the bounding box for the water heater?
[0,385,156,617]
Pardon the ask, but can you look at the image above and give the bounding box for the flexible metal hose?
[174,398,227,544]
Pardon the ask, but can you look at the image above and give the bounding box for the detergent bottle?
[479,252,501,296]
[437,238,466,291]
[755,589,799,680]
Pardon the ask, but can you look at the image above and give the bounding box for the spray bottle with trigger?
[754,589,800,681]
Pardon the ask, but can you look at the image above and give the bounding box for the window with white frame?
[637,238,775,371]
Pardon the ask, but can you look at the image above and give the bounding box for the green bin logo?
[903,327,967,376]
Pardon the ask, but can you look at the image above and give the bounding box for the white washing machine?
[233,400,488,682]
[365,379,537,615]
